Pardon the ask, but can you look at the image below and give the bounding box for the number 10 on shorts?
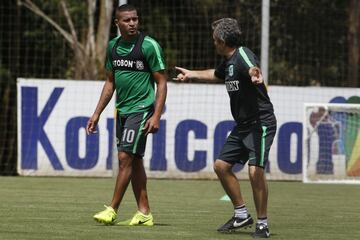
[122,128,135,143]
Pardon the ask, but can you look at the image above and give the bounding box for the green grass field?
[0,177,360,240]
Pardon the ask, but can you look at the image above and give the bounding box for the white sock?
[234,205,248,219]
[257,217,268,226]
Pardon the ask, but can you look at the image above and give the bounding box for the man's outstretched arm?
[173,66,222,83]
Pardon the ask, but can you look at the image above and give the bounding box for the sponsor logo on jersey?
[225,80,239,92]
[113,59,134,68]
[113,59,145,70]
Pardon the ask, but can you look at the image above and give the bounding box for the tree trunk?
[71,0,113,80]
[348,0,360,87]
[19,0,113,80]
[96,0,113,72]
[0,72,17,175]
[73,50,98,80]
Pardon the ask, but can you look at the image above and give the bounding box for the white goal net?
[303,103,360,184]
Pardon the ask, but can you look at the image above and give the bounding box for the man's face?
[213,33,225,56]
[115,10,139,39]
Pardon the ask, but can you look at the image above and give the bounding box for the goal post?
[303,103,360,184]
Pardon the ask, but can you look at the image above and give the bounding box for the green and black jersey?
[105,33,166,115]
[214,46,276,127]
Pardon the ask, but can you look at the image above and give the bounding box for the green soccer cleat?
[117,211,154,226]
[93,205,117,225]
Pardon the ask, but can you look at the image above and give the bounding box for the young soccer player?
[86,4,167,226]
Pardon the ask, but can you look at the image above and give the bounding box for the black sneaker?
[217,214,254,233]
[253,223,270,238]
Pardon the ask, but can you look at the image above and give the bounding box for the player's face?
[115,10,139,39]
[213,33,225,56]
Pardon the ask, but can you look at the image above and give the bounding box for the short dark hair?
[212,18,242,48]
[117,4,137,13]
[115,4,137,20]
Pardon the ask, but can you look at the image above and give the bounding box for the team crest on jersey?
[136,60,145,70]
[228,64,234,77]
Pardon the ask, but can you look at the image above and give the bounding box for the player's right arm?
[86,70,115,135]
[173,66,222,83]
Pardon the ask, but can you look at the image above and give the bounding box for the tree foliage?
[8,0,359,86]
[18,0,114,80]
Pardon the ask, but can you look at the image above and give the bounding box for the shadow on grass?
[93,223,171,227]
[218,230,277,238]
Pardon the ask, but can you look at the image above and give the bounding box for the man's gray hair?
[212,18,242,48]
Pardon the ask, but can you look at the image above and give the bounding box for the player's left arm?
[239,47,264,85]
[249,66,263,85]
[143,37,167,134]
[144,71,167,135]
